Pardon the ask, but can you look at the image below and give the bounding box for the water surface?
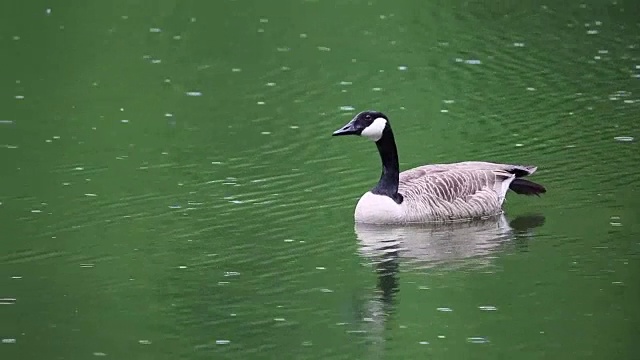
[1,1,639,359]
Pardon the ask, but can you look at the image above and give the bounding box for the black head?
[332,111,389,141]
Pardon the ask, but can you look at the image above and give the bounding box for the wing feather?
[398,163,518,222]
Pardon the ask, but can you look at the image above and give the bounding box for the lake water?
[1,1,639,359]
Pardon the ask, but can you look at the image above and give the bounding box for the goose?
[332,110,546,224]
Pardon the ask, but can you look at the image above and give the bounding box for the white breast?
[354,192,405,224]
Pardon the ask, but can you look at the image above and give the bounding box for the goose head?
[332,111,390,142]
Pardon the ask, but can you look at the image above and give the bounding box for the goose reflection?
[357,214,544,270]
[350,214,545,351]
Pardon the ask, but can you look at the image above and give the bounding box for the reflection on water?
[356,214,545,269]
[353,214,546,354]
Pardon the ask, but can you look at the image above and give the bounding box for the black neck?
[371,128,403,204]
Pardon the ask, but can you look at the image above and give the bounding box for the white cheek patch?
[360,117,387,141]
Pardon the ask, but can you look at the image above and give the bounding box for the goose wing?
[398,164,517,221]
[399,166,513,203]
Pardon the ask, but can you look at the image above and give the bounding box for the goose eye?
[364,114,372,121]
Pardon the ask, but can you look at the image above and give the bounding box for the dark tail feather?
[509,178,546,196]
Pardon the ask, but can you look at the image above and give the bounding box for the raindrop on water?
[467,337,489,344]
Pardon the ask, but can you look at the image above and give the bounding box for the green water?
[1,1,639,359]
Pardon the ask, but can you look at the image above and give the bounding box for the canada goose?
[332,110,546,224]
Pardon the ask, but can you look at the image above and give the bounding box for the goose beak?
[332,120,358,136]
